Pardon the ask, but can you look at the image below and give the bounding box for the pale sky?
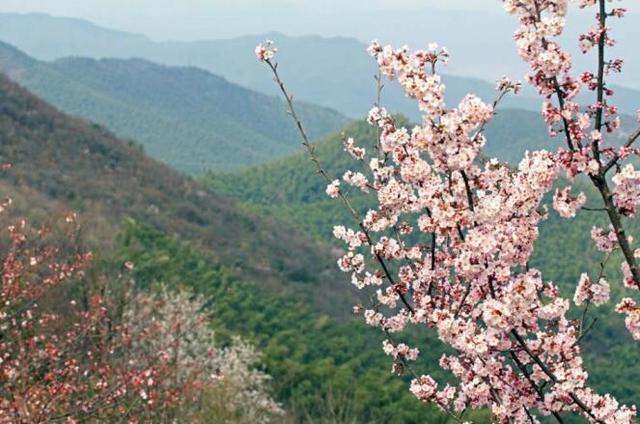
[0,0,504,40]
[0,0,637,89]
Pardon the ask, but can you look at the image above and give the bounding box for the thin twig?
[264,59,415,314]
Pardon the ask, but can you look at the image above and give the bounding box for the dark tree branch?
[602,126,640,174]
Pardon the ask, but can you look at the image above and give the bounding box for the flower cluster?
[333,32,635,424]
[503,0,626,149]
[125,288,284,422]
[612,164,640,217]
[591,225,618,252]
[409,375,456,409]
[574,273,610,306]
[255,40,277,62]
[343,170,369,193]
[552,186,586,218]
[326,179,340,198]
[616,298,640,340]
[343,137,366,160]
[382,340,419,362]
[366,43,495,171]
[320,35,635,420]
[622,258,640,290]
[502,0,640,340]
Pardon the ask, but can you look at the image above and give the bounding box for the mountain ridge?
[0,41,348,174]
[0,12,638,120]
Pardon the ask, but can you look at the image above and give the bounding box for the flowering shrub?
[192,337,286,423]
[257,0,640,422]
[0,208,282,422]
[125,288,285,423]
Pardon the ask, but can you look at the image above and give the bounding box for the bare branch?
[264,58,415,314]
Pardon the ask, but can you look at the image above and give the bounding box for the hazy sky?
[0,1,637,89]
[0,0,506,40]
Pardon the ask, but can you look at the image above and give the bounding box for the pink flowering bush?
[0,215,206,422]
[0,207,282,422]
[257,0,640,422]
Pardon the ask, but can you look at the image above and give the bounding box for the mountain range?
[0,12,637,121]
[1,7,639,422]
[0,41,347,174]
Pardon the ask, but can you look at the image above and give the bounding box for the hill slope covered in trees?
[0,73,353,312]
[0,41,347,173]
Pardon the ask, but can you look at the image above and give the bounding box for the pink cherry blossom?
[574,273,610,306]
[622,262,640,290]
[616,298,640,340]
[343,170,370,193]
[255,40,277,62]
[343,137,366,160]
[552,187,587,218]
[326,179,341,198]
[410,375,439,402]
[382,340,419,362]
[612,164,640,217]
[591,226,618,252]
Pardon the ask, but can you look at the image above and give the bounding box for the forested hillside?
[207,112,637,239]
[114,222,496,423]
[0,74,355,313]
[0,42,347,173]
[207,114,549,206]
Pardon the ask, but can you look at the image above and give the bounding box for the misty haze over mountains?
[0,1,638,89]
[0,12,638,122]
[0,40,347,173]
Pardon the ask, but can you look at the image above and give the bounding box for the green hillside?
[0,42,348,174]
[113,222,494,423]
[0,73,359,315]
[205,113,553,240]
[206,111,637,240]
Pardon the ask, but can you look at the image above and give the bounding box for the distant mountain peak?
[0,11,637,119]
[0,12,151,40]
[0,40,36,77]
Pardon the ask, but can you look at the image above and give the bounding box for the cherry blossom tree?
[256,0,640,422]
